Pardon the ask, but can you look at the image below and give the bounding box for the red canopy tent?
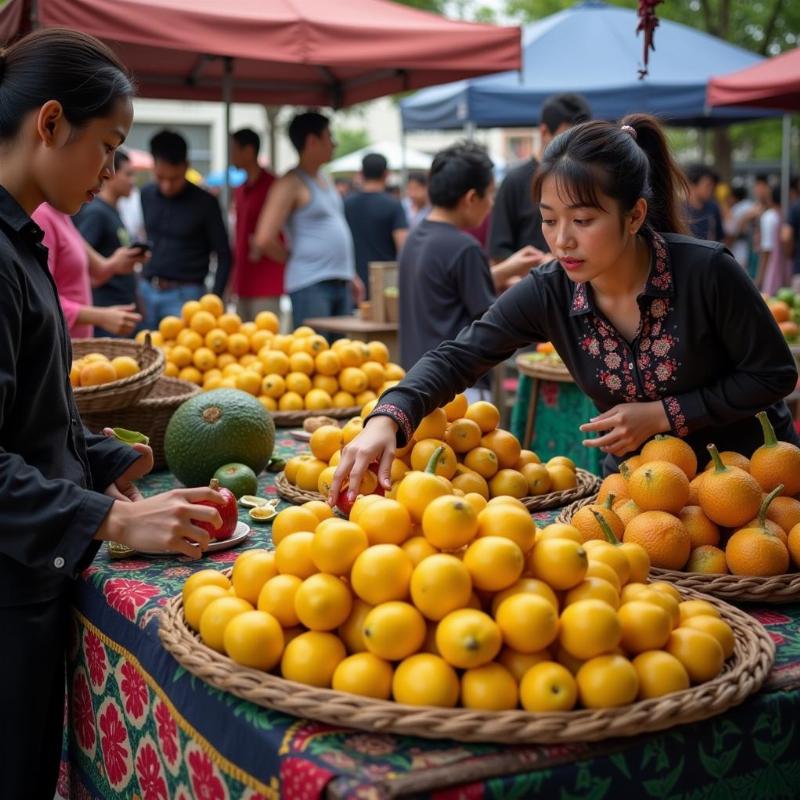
[1,0,522,108]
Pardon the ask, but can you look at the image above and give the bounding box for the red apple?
[193,478,238,540]
[335,463,384,517]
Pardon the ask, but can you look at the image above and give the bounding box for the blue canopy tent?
[401,0,772,130]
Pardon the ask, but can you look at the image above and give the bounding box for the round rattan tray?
[515,356,574,383]
[556,494,800,603]
[72,337,164,413]
[159,577,774,744]
[270,405,361,428]
[276,469,600,511]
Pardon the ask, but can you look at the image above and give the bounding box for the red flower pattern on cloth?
[280,757,335,800]
[84,629,109,693]
[98,697,133,792]
[71,667,96,758]
[751,610,792,626]
[135,736,169,800]
[663,395,689,437]
[186,742,229,800]
[154,699,180,776]
[104,578,160,622]
[117,660,149,726]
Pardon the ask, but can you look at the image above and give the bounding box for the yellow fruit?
[341,416,364,443]
[255,310,280,333]
[259,350,290,376]
[392,654,459,707]
[223,610,284,670]
[519,661,578,712]
[442,393,468,421]
[619,542,651,584]
[536,523,581,543]
[444,418,483,454]
[304,389,333,411]
[340,367,368,395]
[497,647,551,682]
[480,429,522,470]
[309,425,343,462]
[632,650,690,699]
[176,328,203,350]
[257,574,302,628]
[410,554,472,621]
[110,355,140,379]
[232,370,260,396]
[199,293,224,317]
[294,573,353,631]
[303,334,329,357]
[310,520,367,576]
[528,538,588,590]
[410,439,458,479]
[641,434,698,479]
[338,598,373,653]
[487,469,528,500]
[313,349,340,376]
[476,503,536,553]
[559,599,621,660]
[585,560,622,593]
[414,408,448,441]
[582,541,631,586]
[357,497,412,545]
[181,300,202,323]
[232,550,277,604]
[617,600,672,654]
[564,577,620,609]
[635,589,680,629]
[666,628,724,683]
[396,469,452,524]
[463,536,525,592]
[158,315,184,340]
[627,460,691,514]
[359,362,385,392]
[313,374,339,396]
[576,654,639,708]
[280,631,346,687]
[274,532,317,579]
[461,663,518,710]
[451,468,490,499]
[383,362,405,381]
[350,544,414,605]
[490,578,559,616]
[178,366,203,385]
[271,506,319,545]
[184,585,228,631]
[495,593,559,653]
[80,360,117,386]
[465,401,500,433]
[289,351,314,375]
[182,568,231,602]
[277,391,304,410]
[332,653,393,699]
[189,309,216,337]
[436,609,503,669]
[421,495,478,550]
[547,464,578,491]
[520,463,552,495]
[401,535,438,566]
[678,599,721,623]
[362,601,426,660]
[294,458,328,493]
[199,596,253,652]
[623,511,691,571]
[463,446,500,479]
[648,581,682,603]
[681,615,735,659]
[301,500,333,522]
[284,371,311,397]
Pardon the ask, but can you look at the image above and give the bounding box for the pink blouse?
[32,203,93,338]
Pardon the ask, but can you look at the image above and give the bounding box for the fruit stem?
[706,444,727,474]
[209,478,220,491]
[756,410,778,448]
[758,484,784,529]
[619,463,631,480]
[424,445,445,474]
[603,493,616,510]
[592,509,621,546]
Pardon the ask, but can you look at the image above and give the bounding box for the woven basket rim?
[71,337,164,397]
[515,356,573,382]
[556,493,800,604]
[275,471,323,504]
[270,405,361,428]
[159,579,774,744]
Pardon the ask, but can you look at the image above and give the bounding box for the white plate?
[137,521,251,558]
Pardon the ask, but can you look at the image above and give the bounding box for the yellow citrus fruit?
[495,593,559,653]
[443,393,468,421]
[490,578,559,616]
[465,401,500,433]
[678,599,722,624]
[414,408,448,441]
[632,650,690,699]
[476,503,536,553]
[401,536,438,566]
[285,371,312,396]
[280,631,346,687]
[410,554,473,621]
[619,542,651,584]
[547,464,578,491]
[178,366,203,385]
[528,538,588,590]
[582,541,631,586]
[617,600,672,654]
[410,439,458,479]
[488,469,529,499]
[259,350,290,376]
[294,573,353,631]
[294,458,328,492]
[576,654,639,708]
[362,601,426,660]
[559,599,622,660]
[199,596,253,652]
[519,661,578,712]
[392,653,459,707]
[271,506,319,545]
[181,300,202,323]
[309,425,342,462]
[462,536,525,592]
[635,589,680,629]
[332,653,393,699]
[223,610,284,670]
[436,608,502,669]
[302,499,334,521]
[348,494,383,526]
[521,463,553,495]
[341,417,364,444]
[158,315,184,340]
[311,519,368,575]
[274,532,317,579]
[536,523,582,543]
[184,585,228,631]
[350,544,414,605]
[497,647,552,682]
[110,355,140,379]
[563,577,620,609]
[198,293,224,316]
[357,497,412,545]
[421,495,478,550]
[396,470,452,524]
[480,429,522,470]
[461,663,518,710]
[257,574,302,628]
[666,628,724,683]
[232,550,277,605]
[445,418,483,454]
[182,568,231,602]
[340,367,368,395]
[681,615,735,659]
[80,360,117,386]
[254,310,280,333]
[338,598,373,654]
[463,447,500,479]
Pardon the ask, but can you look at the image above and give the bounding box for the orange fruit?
[528,538,587,590]
[536,523,582,543]
[699,445,763,528]
[516,450,541,468]
[198,293,224,317]
[681,615,735,659]
[259,349,290,376]
[254,310,280,333]
[422,495,478,550]
[495,593,559,653]
[766,497,800,536]
[461,663,518,710]
[199,596,253,652]
[464,401,500,433]
[451,468,490,499]
[111,355,140,379]
[463,536,525,592]
[789,523,800,569]
[627,460,690,514]
[350,544,413,605]
[480,429,522,469]
[282,456,316,487]
[476,503,536,553]
[294,458,329,493]
[182,568,231,602]
[678,599,720,623]
[410,554,472,620]
[640,434,698,479]
[392,654,459,707]
[576,655,639,708]
[571,500,624,543]
[275,532,317,579]
[623,511,690,570]
[396,468,451,524]
[635,589,680,629]
[285,371,312,396]
[666,628,724,683]
[305,389,333,410]
[703,450,750,473]
[303,498,334,520]
[223,610,284,670]
[184,585,229,631]
[444,418,482,453]
[547,464,577,491]
[410,439,457,479]
[563,577,620,609]
[436,608,502,669]
[750,411,800,496]
[685,545,729,574]
[339,367,369,395]
[488,469,529,499]
[401,536,438,566]
[687,473,704,505]
[310,520,368,576]
[443,393,468,421]
[280,631,346,687]
[597,472,629,504]
[632,651,690,699]
[678,506,720,548]
[620,455,644,473]
[231,550,277,604]
[612,498,641,526]
[414,408,448,441]
[362,601,426,660]
[520,661,577,712]
[309,425,343,462]
[357,498,413,546]
[80,360,117,387]
[725,527,789,576]
[256,575,302,627]
[490,578,559,615]
[558,599,621,660]
[619,541,650,584]
[158,314,185,340]
[520,463,552,495]
[617,600,672,654]
[463,446,500,479]
[497,647,551,682]
[585,560,622,593]
[338,598,374,654]
[332,653,393,700]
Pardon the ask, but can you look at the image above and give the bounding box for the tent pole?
[222,56,233,214]
[400,123,408,190]
[781,114,791,218]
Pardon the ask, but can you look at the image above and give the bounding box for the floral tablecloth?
[61,436,800,799]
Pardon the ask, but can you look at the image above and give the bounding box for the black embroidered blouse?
[370,231,800,472]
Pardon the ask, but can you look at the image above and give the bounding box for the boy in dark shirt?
[685,164,724,242]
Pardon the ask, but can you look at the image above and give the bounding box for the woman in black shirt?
[0,30,223,799]
[331,114,799,501]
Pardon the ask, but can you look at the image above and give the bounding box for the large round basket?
[556,494,800,604]
[72,337,164,414]
[270,406,361,428]
[159,578,773,745]
[82,377,201,470]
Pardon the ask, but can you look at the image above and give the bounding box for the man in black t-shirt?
[344,153,408,299]
[489,93,591,265]
[685,164,724,242]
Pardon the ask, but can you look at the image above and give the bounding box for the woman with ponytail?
[0,29,225,798]
[331,113,799,499]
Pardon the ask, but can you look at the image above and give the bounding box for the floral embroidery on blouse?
[369,403,414,444]
[663,395,689,437]
[571,282,590,314]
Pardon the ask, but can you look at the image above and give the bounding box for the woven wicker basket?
[81,376,201,470]
[270,406,361,428]
[72,337,164,413]
[275,471,323,504]
[556,494,800,603]
[159,579,774,744]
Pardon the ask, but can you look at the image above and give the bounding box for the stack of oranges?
[181,482,736,711]
[69,352,140,388]
[283,394,579,501]
[134,295,405,413]
[574,412,800,577]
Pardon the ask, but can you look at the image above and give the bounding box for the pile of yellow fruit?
[181,488,735,711]
[135,294,405,413]
[284,394,579,500]
[70,352,140,388]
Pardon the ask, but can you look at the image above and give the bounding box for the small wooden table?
[515,354,575,450]
[304,315,399,362]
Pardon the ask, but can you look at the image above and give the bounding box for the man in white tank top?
[254,112,364,328]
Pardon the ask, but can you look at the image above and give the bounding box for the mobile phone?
[130,240,152,253]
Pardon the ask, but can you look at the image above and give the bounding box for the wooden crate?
[368,261,398,322]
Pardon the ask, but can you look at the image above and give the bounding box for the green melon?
[164,389,275,487]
